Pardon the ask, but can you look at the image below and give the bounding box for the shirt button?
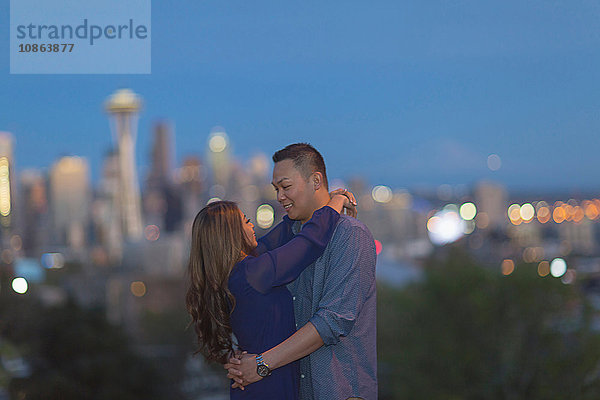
[301,374,305,379]
[292,296,296,300]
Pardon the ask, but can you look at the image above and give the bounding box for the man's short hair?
[272,143,328,190]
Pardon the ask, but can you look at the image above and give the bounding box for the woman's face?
[240,210,258,249]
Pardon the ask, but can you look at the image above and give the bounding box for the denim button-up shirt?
[288,214,378,400]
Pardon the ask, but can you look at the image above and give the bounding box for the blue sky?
[1,0,599,191]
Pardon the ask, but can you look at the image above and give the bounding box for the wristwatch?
[255,354,271,378]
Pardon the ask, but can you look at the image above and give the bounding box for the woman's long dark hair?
[185,201,256,364]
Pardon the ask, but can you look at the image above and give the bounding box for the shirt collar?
[282,214,302,235]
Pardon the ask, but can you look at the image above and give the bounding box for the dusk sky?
[1,0,599,192]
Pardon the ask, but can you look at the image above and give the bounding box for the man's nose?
[277,190,286,202]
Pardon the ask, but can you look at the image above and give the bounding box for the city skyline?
[1,1,600,192]
[6,119,599,198]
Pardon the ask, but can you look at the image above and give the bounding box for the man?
[226,143,377,400]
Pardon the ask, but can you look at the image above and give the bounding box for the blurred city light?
[144,225,160,241]
[523,247,543,263]
[520,203,535,222]
[553,207,566,223]
[508,204,522,225]
[487,154,502,171]
[475,212,490,229]
[427,209,465,245]
[443,204,459,213]
[593,200,600,218]
[10,234,22,251]
[561,269,576,285]
[564,204,574,222]
[572,206,584,223]
[41,253,65,269]
[550,258,567,278]
[2,249,13,264]
[208,132,228,153]
[15,258,45,283]
[249,154,269,177]
[463,220,476,234]
[537,261,550,277]
[371,185,392,203]
[536,206,551,224]
[459,202,477,221]
[583,201,599,220]
[130,281,147,297]
[256,204,274,229]
[501,259,515,275]
[12,277,28,294]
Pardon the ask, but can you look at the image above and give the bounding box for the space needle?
[105,89,144,241]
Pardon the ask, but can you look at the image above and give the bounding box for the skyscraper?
[49,156,90,250]
[179,156,206,234]
[207,126,231,196]
[0,132,15,246]
[148,121,173,188]
[475,180,508,230]
[93,150,123,263]
[20,169,49,256]
[144,120,182,232]
[105,89,144,241]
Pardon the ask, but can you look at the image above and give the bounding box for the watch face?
[257,364,270,377]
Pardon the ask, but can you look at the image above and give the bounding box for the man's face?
[272,159,316,222]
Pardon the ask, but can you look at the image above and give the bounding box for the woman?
[186,193,353,399]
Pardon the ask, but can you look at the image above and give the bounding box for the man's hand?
[224,353,262,390]
[329,188,358,218]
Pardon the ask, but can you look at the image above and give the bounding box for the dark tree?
[378,247,600,400]
[0,283,167,400]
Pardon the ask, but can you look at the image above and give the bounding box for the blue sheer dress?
[228,206,339,400]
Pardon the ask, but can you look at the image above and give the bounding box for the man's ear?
[312,172,323,191]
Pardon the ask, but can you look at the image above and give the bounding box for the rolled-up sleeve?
[309,223,376,346]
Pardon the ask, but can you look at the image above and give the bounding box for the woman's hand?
[328,189,358,218]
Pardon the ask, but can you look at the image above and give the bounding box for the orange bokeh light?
[563,205,573,222]
[144,225,160,241]
[585,203,599,220]
[537,206,550,224]
[501,259,515,276]
[538,261,550,277]
[508,205,522,225]
[131,281,147,297]
[553,207,566,223]
[572,206,584,223]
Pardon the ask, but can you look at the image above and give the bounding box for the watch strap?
[256,353,271,377]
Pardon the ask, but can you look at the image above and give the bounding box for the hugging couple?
[186,143,377,400]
